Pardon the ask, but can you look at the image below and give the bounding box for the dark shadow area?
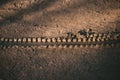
[0,0,58,26]
[115,19,120,31]
[0,48,120,80]
[0,0,119,27]
[0,0,13,6]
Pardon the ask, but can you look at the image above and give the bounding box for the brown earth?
[0,0,120,37]
[0,47,120,80]
[0,0,120,80]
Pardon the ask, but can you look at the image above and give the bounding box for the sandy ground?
[0,0,120,37]
[0,47,120,80]
[0,0,120,80]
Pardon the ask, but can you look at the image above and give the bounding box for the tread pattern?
[0,30,120,49]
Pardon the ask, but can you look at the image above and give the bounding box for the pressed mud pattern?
[0,0,120,80]
[0,31,120,48]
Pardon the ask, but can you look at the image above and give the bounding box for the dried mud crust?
[0,0,120,37]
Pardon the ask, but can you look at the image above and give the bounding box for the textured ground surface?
[0,0,120,37]
[0,47,120,80]
[0,0,120,80]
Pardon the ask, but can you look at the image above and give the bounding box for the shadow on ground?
[0,48,120,80]
[0,0,119,27]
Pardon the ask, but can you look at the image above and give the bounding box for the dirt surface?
[0,47,120,80]
[0,0,120,37]
[0,0,120,80]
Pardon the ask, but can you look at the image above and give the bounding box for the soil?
[0,0,120,80]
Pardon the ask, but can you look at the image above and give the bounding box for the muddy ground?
[0,0,120,80]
